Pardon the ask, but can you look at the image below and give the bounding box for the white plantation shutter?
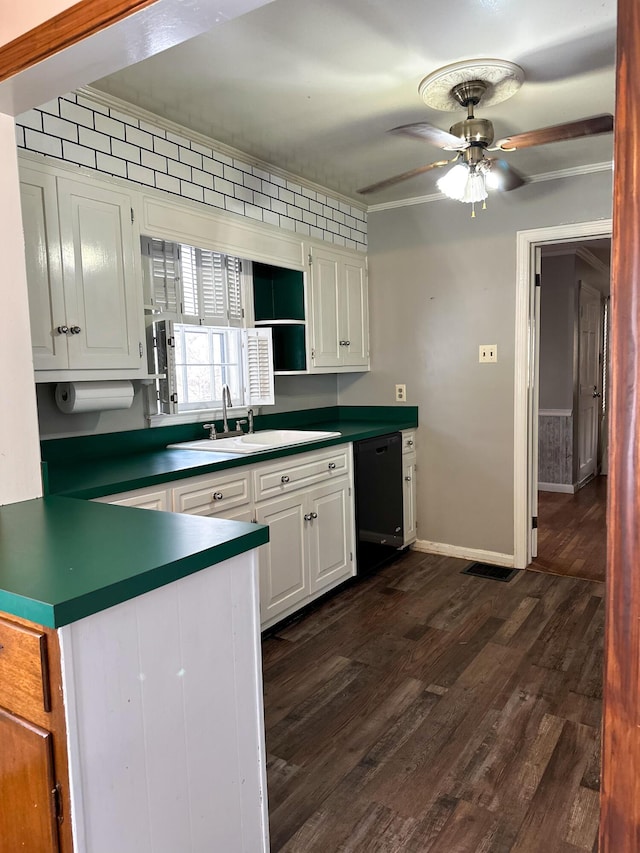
[226,256,244,326]
[200,250,227,323]
[142,237,180,314]
[180,244,199,320]
[243,327,275,406]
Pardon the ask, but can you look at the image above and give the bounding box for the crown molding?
[79,85,368,214]
[366,160,614,213]
[541,243,610,275]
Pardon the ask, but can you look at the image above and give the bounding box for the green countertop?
[0,496,268,628]
[46,412,418,499]
[0,407,417,629]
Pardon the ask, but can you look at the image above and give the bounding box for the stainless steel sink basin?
[168,429,341,455]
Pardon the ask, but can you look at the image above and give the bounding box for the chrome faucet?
[221,383,232,433]
[247,408,254,434]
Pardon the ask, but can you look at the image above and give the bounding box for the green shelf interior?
[272,325,307,372]
[253,262,305,321]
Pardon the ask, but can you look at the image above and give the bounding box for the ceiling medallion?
[419,59,525,112]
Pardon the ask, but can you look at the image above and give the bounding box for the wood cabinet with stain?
[0,616,72,853]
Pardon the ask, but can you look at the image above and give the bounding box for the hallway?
[531,478,607,583]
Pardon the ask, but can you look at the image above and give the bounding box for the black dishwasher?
[353,432,404,576]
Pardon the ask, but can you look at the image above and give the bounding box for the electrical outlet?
[395,383,407,402]
[479,345,498,363]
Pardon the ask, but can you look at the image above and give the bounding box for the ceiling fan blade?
[389,122,467,151]
[494,113,614,151]
[357,160,451,195]
[485,158,526,191]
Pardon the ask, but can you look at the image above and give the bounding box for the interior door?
[529,246,542,563]
[577,283,602,486]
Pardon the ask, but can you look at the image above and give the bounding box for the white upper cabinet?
[309,245,369,372]
[19,168,66,370]
[57,177,143,370]
[20,161,146,380]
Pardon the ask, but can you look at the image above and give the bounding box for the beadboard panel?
[16,90,367,251]
[59,551,268,853]
[538,412,573,485]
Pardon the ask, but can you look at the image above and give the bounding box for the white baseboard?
[412,539,515,568]
[538,482,577,494]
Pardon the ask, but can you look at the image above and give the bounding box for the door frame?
[514,218,612,569]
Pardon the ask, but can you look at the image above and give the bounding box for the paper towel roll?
[55,381,134,414]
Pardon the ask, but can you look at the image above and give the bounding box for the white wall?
[338,171,613,557]
[0,114,42,503]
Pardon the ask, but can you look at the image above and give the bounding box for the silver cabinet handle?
[212,492,224,501]
[56,325,69,335]
[405,476,412,482]
[311,512,318,519]
[304,513,312,521]
[69,325,82,334]
[344,340,350,346]
[407,439,414,446]
[339,340,347,346]
[328,462,336,469]
[281,475,290,484]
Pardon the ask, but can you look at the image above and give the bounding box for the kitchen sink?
[168,429,341,455]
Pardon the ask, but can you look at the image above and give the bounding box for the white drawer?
[93,485,171,511]
[402,430,416,455]
[173,469,251,516]
[253,446,350,501]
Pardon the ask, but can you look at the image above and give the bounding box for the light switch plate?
[479,345,498,363]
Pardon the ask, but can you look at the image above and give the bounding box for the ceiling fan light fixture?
[437,162,488,205]
[436,162,471,200]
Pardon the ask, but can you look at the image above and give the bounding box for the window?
[143,236,274,417]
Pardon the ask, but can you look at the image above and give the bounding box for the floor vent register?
[462,562,520,582]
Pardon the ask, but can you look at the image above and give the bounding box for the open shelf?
[253,262,307,372]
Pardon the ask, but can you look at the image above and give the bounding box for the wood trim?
[0,0,159,84]
[600,0,640,847]
[412,539,515,568]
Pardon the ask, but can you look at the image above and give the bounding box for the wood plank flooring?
[262,552,604,852]
[531,477,607,583]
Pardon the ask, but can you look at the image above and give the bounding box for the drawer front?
[253,447,350,501]
[94,486,171,511]
[0,618,50,717]
[173,471,251,516]
[402,430,416,455]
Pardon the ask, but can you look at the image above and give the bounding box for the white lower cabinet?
[95,445,358,628]
[255,492,308,623]
[401,430,417,546]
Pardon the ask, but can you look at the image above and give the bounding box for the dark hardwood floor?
[262,551,603,852]
[531,477,607,583]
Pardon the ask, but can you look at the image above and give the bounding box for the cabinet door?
[57,177,142,370]
[342,257,369,368]
[310,247,341,368]
[94,487,171,511]
[402,456,417,546]
[0,708,60,852]
[256,492,308,625]
[20,169,67,370]
[307,478,354,594]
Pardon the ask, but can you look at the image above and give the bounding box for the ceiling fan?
[357,60,613,207]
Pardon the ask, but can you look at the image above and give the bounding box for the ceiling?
[91,0,617,205]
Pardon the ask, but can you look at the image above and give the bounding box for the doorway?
[513,219,612,570]
[528,240,610,582]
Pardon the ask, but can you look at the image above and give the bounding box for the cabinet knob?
[328,462,336,470]
[212,491,224,501]
[405,476,412,482]
[339,340,352,347]
[56,325,69,335]
[311,512,318,519]
[281,475,290,484]
[304,513,312,522]
[407,440,414,446]
[69,325,82,334]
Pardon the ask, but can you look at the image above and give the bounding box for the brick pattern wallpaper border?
[16,91,367,251]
